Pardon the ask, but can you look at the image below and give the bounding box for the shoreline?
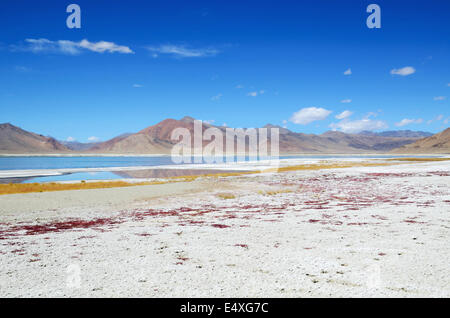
[1,153,448,157]
[1,155,448,180]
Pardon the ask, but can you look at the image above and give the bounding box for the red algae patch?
[11,248,26,255]
[403,219,426,224]
[77,235,97,240]
[347,222,370,226]
[135,233,153,237]
[211,224,231,229]
[0,217,123,239]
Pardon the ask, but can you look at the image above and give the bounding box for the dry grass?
[216,193,236,199]
[260,161,393,173]
[0,180,168,195]
[258,189,293,196]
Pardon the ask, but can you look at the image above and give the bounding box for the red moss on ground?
[211,224,230,228]
[0,217,123,239]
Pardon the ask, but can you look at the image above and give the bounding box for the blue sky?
[0,0,449,142]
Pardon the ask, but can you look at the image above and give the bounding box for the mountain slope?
[0,123,69,154]
[89,117,225,154]
[390,128,450,153]
[89,117,425,154]
[358,130,433,138]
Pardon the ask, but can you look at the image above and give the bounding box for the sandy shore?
[0,160,449,297]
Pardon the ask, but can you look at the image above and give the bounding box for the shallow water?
[22,172,122,183]
[0,155,434,171]
[0,156,175,170]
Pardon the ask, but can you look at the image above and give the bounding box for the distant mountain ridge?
[61,141,101,151]
[1,120,446,154]
[87,117,435,154]
[358,130,433,138]
[61,133,132,151]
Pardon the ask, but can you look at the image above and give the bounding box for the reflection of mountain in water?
[0,176,35,184]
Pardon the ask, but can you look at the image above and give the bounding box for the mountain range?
[0,118,448,154]
[390,128,450,154]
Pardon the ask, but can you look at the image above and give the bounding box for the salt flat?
[0,160,449,297]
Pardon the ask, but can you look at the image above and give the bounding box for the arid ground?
[0,158,449,297]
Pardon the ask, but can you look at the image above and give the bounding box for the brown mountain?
[390,128,450,154]
[89,117,425,154]
[318,131,420,152]
[89,117,219,154]
[0,123,69,154]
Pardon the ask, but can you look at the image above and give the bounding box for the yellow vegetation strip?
[0,158,447,195]
[0,180,171,195]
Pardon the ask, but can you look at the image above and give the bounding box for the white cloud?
[146,45,219,58]
[395,118,423,127]
[18,38,133,55]
[427,115,444,124]
[447,83,450,87]
[290,107,332,125]
[343,68,352,75]
[203,119,215,125]
[133,84,143,88]
[340,99,352,103]
[444,118,449,124]
[390,66,415,76]
[235,84,244,89]
[247,90,265,97]
[15,65,31,72]
[66,136,76,142]
[330,118,388,133]
[433,96,446,101]
[211,93,222,101]
[335,110,353,120]
[88,136,100,142]
[77,39,133,54]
